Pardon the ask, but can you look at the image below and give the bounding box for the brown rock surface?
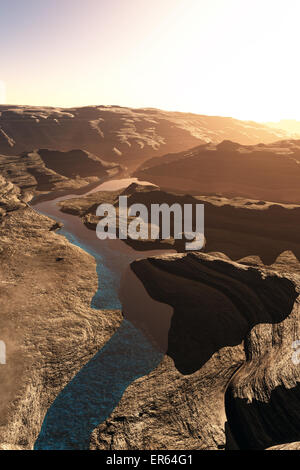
[1,143,299,451]
[0,175,25,216]
[225,252,300,449]
[59,185,300,265]
[90,252,299,450]
[0,187,122,449]
[135,140,300,203]
[0,105,293,171]
[0,149,122,199]
[267,442,300,450]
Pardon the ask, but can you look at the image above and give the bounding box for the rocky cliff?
[90,252,300,450]
[135,140,300,203]
[59,184,300,265]
[0,149,123,201]
[0,105,293,170]
[0,175,122,449]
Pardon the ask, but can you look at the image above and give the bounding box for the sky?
[1,0,300,121]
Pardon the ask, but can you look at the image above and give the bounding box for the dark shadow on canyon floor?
[124,190,300,265]
[131,254,298,374]
[225,381,300,449]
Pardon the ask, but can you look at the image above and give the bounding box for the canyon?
[0,106,299,450]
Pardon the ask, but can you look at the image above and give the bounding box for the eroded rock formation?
[135,140,300,203]
[0,105,293,170]
[59,185,300,265]
[0,149,122,199]
[225,253,300,449]
[0,179,122,449]
[90,252,300,450]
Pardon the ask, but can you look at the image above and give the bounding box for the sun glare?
[1,0,300,122]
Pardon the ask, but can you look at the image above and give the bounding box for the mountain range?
[1,105,297,171]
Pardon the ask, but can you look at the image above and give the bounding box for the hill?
[0,105,294,170]
[135,140,300,203]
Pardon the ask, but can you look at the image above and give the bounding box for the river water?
[33,178,173,450]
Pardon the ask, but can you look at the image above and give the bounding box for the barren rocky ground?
[0,105,294,170]
[91,252,300,450]
[0,176,122,449]
[135,140,300,203]
[0,107,299,450]
[59,183,300,264]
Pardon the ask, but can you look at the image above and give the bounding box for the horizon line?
[1,102,300,125]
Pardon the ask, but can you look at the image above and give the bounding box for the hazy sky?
[1,0,299,121]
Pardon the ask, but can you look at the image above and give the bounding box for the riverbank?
[32,178,174,449]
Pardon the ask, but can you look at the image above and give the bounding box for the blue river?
[33,180,165,450]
